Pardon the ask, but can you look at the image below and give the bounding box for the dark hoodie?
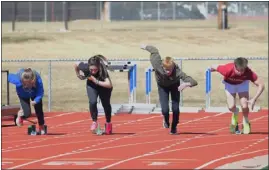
[145,45,198,87]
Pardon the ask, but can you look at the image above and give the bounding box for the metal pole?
[208,69,211,107]
[62,2,64,21]
[140,1,144,20]
[172,2,176,20]
[221,3,228,30]
[157,1,160,21]
[12,2,17,32]
[205,69,208,108]
[128,69,131,104]
[48,61,52,112]
[44,2,47,22]
[133,64,137,103]
[205,2,208,19]
[239,2,242,16]
[145,69,149,104]
[148,68,152,104]
[29,1,32,22]
[63,1,68,30]
[99,1,102,20]
[7,70,10,105]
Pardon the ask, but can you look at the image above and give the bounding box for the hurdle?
[97,61,137,115]
[205,68,261,113]
[144,63,203,113]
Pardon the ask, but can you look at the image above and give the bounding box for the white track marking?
[3,132,164,153]
[2,133,242,153]
[2,113,96,137]
[195,149,268,169]
[2,116,105,151]
[7,114,268,169]
[3,115,160,152]
[99,115,267,169]
[45,112,77,119]
[8,138,261,169]
[7,113,223,169]
[195,137,269,169]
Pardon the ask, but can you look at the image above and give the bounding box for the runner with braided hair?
[74,55,113,134]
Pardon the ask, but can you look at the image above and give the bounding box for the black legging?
[157,82,180,129]
[19,97,45,126]
[86,82,112,123]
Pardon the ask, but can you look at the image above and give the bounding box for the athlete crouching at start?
[8,68,46,135]
[210,57,265,134]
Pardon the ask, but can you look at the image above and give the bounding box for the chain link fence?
[2,1,268,32]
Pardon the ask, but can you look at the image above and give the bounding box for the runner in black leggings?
[74,55,113,134]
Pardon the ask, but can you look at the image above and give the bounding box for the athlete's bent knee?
[241,106,249,113]
[228,105,237,112]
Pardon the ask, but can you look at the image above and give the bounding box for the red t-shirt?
[217,63,258,85]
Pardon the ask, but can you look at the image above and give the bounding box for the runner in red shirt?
[210,57,265,134]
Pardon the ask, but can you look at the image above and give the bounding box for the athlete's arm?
[98,78,112,89]
[74,62,81,76]
[89,76,112,89]
[141,45,164,74]
[252,77,265,101]
[178,69,198,87]
[74,62,86,80]
[210,64,228,77]
[209,64,219,72]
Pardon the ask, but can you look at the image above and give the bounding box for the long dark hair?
[88,55,109,80]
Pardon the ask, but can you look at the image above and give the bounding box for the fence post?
[140,1,144,20]
[12,2,17,32]
[44,2,47,23]
[172,2,176,20]
[29,1,32,22]
[63,1,69,30]
[48,61,52,112]
[157,1,160,21]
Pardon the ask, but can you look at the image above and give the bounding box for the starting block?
[27,124,48,135]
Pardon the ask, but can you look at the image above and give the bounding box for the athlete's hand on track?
[247,98,256,110]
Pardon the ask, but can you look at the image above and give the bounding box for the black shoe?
[170,127,177,135]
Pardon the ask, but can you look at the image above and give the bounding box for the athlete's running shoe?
[242,122,251,134]
[105,122,112,135]
[90,121,98,132]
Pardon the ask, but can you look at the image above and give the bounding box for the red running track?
[1,110,268,169]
